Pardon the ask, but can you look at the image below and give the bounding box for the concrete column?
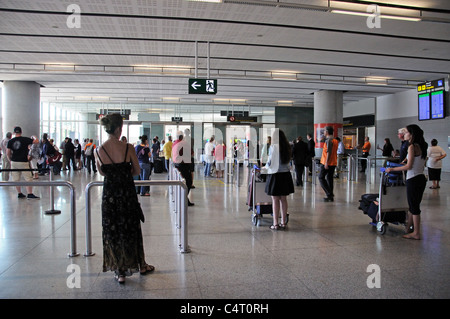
[0,87,3,137]
[313,90,343,154]
[2,81,40,137]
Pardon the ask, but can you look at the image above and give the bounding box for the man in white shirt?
[1,132,12,181]
[204,136,215,177]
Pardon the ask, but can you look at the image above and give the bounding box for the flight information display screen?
[418,92,430,121]
[431,90,445,119]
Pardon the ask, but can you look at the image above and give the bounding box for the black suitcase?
[367,202,406,224]
[51,161,62,175]
[358,193,378,214]
[256,204,272,215]
[153,158,164,173]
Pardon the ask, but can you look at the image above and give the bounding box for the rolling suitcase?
[153,157,164,173]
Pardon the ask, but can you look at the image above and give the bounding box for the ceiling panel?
[0,0,449,111]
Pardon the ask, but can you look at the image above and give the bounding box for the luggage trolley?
[372,162,408,235]
[247,166,272,226]
[247,166,289,226]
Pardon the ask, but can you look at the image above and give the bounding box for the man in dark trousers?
[172,131,194,206]
[64,138,76,171]
[306,133,316,175]
[318,126,338,202]
[292,136,308,186]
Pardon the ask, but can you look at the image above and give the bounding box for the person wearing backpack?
[84,139,97,174]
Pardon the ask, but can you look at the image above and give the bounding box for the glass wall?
[39,101,276,148]
[40,102,83,146]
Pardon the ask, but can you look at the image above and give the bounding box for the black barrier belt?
[0,168,50,172]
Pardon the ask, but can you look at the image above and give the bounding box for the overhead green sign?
[188,78,217,94]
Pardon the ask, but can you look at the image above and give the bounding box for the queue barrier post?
[84,178,190,257]
[46,167,61,214]
[0,179,78,257]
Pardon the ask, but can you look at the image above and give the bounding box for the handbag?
[47,151,62,164]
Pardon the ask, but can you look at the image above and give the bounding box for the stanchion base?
[68,253,80,257]
[179,246,191,254]
[84,252,96,257]
[45,209,61,215]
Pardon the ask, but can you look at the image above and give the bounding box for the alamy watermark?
[366,4,381,29]
[366,264,381,288]
[66,263,81,289]
[66,4,81,29]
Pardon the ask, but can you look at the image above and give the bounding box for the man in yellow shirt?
[163,135,173,172]
[319,126,338,202]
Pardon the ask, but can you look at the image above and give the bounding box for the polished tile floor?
[0,164,449,299]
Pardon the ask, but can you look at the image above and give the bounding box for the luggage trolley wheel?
[376,221,387,235]
[251,212,289,227]
[252,213,259,226]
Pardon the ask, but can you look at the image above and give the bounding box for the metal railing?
[84,178,190,257]
[0,178,78,257]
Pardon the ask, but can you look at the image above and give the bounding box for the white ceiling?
[0,0,449,113]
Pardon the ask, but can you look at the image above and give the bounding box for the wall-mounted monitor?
[431,90,445,119]
[418,92,430,121]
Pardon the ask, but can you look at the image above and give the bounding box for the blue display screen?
[418,93,430,121]
[431,90,444,119]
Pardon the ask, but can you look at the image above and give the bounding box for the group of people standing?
[59,137,98,174]
[203,136,227,178]
[0,127,106,199]
[262,124,446,241]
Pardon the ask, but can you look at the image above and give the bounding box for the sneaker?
[18,193,26,199]
[27,194,40,200]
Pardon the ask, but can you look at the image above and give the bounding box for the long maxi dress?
[96,145,146,276]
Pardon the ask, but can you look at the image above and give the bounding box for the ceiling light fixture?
[133,64,192,75]
[277,100,294,106]
[331,9,421,22]
[44,63,75,71]
[365,76,390,85]
[187,0,223,3]
[271,71,298,80]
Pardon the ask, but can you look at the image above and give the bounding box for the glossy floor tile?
[0,165,449,299]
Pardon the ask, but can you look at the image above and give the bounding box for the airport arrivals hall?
[0,0,449,303]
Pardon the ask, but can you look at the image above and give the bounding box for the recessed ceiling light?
[187,0,223,3]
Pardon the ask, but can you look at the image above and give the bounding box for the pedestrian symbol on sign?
[206,80,215,93]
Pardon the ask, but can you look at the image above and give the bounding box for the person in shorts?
[7,126,40,199]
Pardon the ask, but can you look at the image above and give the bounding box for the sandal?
[279,224,287,230]
[140,264,155,275]
[269,225,280,230]
[114,273,126,284]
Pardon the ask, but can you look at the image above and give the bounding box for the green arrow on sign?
[188,79,217,94]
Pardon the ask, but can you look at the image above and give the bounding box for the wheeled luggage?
[153,157,164,173]
[358,193,378,214]
[50,161,62,175]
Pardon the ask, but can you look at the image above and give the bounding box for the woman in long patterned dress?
[95,113,154,283]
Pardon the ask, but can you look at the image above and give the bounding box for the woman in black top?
[377,138,394,166]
